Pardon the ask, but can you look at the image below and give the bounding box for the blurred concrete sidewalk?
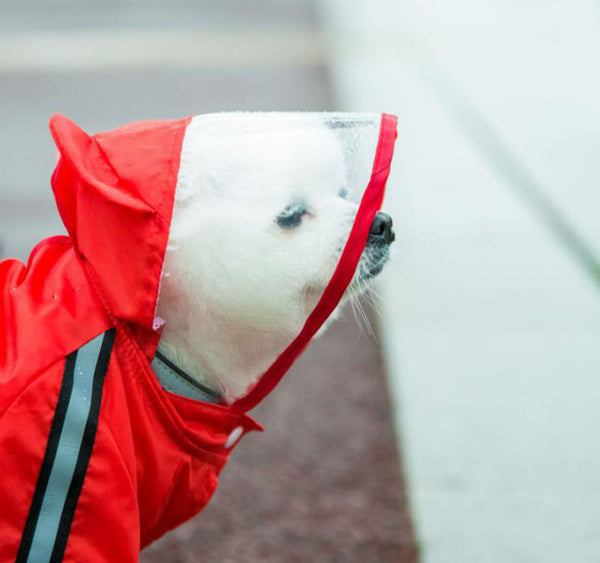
[318,1,600,561]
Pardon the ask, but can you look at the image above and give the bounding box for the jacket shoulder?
[0,236,111,386]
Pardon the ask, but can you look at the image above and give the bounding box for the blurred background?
[1,1,600,562]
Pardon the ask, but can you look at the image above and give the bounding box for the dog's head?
[158,114,394,400]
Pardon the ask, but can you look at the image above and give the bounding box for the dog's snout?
[368,212,395,245]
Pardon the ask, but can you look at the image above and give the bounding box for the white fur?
[157,113,381,402]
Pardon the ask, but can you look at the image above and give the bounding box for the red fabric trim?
[232,113,398,412]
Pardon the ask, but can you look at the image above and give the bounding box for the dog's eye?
[276,203,308,229]
[338,187,348,199]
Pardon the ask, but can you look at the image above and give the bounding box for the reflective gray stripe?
[26,333,105,563]
[152,354,220,404]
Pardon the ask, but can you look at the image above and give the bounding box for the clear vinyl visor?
[155,112,391,406]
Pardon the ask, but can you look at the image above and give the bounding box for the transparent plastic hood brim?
[233,113,397,411]
[155,112,398,412]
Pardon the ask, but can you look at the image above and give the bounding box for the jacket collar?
[152,349,222,404]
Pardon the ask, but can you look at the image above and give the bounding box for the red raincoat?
[0,113,397,562]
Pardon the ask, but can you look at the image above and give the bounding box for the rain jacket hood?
[0,112,397,561]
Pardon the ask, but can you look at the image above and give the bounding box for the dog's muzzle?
[368,212,395,246]
[356,211,394,281]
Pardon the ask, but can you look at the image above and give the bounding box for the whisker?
[353,279,376,340]
[349,292,364,339]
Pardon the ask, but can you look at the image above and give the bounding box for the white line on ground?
[0,29,330,72]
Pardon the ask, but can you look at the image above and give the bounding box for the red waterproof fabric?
[0,112,397,561]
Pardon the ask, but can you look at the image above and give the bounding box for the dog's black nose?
[368,212,395,245]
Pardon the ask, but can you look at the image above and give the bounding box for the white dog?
[1,112,397,561]
[157,113,395,402]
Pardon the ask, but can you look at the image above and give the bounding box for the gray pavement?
[0,0,315,32]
